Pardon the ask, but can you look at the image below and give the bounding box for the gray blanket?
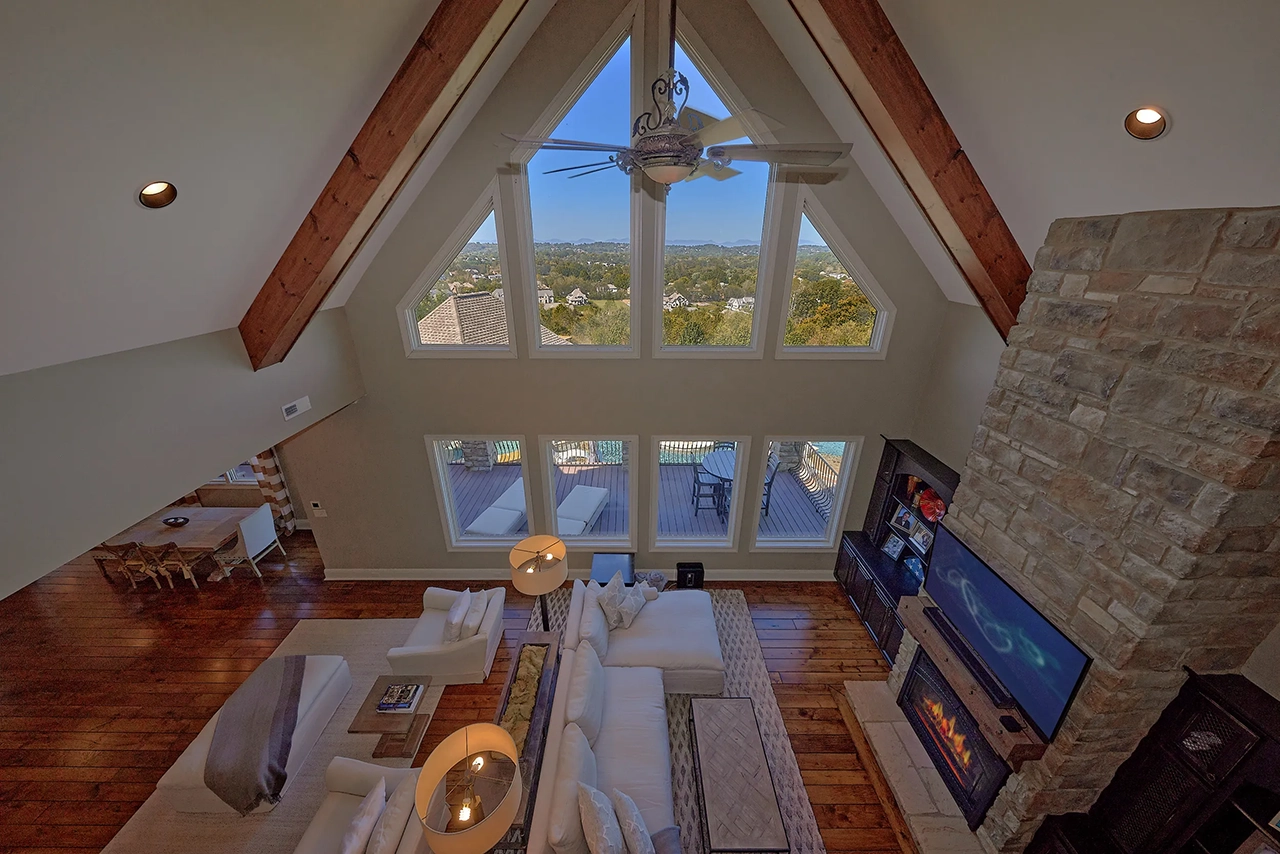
[204,655,307,816]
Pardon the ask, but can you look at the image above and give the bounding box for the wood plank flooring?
[0,533,903,854]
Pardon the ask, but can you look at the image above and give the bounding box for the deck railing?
[794,442,841,520]
[441,439,523,465]
[657,440,725,465]
[549,440,625,466]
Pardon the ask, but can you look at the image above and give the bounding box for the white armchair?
[387,587,506,684]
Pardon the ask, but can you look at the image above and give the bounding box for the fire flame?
[924,696,972,769]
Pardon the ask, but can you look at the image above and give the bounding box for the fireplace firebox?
[899,648,1011,829]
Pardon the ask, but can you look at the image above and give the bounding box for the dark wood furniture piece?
[690,697,790,854]
[1027,671,1280,854]
[590,552,635,586]
[348,674,433,759]
[833,438,959,665]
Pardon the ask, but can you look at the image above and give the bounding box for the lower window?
[753,438,859,548]
[426,437,529,548]
[652,438,749,548]
[543,438,635,547]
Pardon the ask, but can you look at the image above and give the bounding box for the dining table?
[94,506,256,580]
[699,449,737,482]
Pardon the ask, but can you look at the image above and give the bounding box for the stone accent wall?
[461,440,495,471]
[945,207,1280,852]
[775,441,805,472]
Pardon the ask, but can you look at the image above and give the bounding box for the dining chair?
[713,441,736,451]
[761,455,780,517]
[98,542,162,590]
[139,542,201,589]
[214,504,285,578]
[691,465,723,517]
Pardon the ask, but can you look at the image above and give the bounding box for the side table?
[349,675,433,759]
[590,552,635,585]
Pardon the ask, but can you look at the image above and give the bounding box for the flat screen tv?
[924,525,1090,741]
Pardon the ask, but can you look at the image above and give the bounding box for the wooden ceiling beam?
[239,0,528,370]
[791,0,1029,338]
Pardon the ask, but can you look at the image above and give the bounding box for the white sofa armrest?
[325,757,417,797]
[422,587,461,612]
[387,631,488,677]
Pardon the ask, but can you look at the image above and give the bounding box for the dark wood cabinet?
[832,438,959,666]
[1030,672,1280,854]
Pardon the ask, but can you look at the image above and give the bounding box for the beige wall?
[0,309,364,598]
[909,302,1006,471]
[1243,621,1280,700]
[282,0,970,576]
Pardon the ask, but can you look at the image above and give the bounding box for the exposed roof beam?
[791,0,1029,338]
[239,0,528,370]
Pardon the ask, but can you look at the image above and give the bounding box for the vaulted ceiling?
[3,0,1278,376]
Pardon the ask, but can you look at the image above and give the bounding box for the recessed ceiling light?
[1124,107,1167,140]
[138,181,177,208]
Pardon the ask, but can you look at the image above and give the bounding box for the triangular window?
[525,36,633,349]
[659,41,769,350]
[780,200,892,356]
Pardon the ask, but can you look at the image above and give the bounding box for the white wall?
[279,0,964,577]
[0,309,364,598]
[1243,621,1280,700]
[909,302,1006,471]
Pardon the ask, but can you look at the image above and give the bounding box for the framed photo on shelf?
[881,532,907,560]
[889,504,914,534]
[908,521,934,554]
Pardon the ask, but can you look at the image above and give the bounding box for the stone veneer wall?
[941,208,1280,852]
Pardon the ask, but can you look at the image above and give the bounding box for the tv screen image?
[925,526,1090,741]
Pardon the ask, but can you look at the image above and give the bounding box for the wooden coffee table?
[349,675,432,759]
[689,697,789,854]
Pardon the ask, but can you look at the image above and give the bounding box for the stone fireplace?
[919,206,1280,852]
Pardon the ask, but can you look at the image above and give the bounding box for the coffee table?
[349,675,432,759]
[689,697,789,854]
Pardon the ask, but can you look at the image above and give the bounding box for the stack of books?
[376,682,423,715]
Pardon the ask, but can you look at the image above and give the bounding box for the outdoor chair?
[761,455,780,517]
[692,465,722,517]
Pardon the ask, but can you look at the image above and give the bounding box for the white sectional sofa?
[387,587,505,684]
[157,655,351,814]
[563,579,725,694]
[291,757,444,854]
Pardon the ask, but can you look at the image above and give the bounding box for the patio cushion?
[557,485,609,536]
[464,506,524,536]
[492,478,527,513]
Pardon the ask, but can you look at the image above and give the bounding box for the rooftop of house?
[417,291,569,347]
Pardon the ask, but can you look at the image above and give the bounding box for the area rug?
[102,619,442,854]
[531,588,826,854]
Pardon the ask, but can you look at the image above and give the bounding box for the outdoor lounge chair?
[463,477,527,536]
[557,484,609,535]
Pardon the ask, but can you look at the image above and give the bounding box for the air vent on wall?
[283,395,312,421]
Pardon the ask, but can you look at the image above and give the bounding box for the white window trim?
[540,435,638,550]
[749,435,862,551]
[774,187,896,360]
[516,7,642,359]
[650,436,751,551]
[395,178,517,359]
[424,435,534,551]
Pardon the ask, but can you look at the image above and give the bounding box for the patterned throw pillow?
[596,572,628,629]
[612,584,647,629]
[578,782,625,854]
[610,789,655,854]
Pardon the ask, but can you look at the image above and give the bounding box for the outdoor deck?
[446,462,828,540]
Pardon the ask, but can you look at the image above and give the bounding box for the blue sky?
[468,38,828,247]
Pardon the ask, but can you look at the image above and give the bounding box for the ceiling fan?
[505,0,850,186]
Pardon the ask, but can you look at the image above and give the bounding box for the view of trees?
[416,240,876,348]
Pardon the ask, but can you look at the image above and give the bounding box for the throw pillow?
[443,589,472,643]
[610,790,655,854]
[637,581,659,602]
[565,641,605,744]
[338,777,386,854]
[460,588,489,639]
[596,571,627,629]
[580,585,609,661]
[367,771,418,854]
[578,783,625,854]
[612,584,646,629]
[549,724,598,854]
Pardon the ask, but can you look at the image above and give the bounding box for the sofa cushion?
[492,477,527,513]
[549,723,597,854]
[565,642,605,745]
[403,610,448,648]
[444,589,472,643]
[563,580,587,652]
[579,585,609,661]
[578,782,625,854]
[461,589,489,639]
[611,789,655,854]
[464,506,524,536]
[594,667,675,832]
[603,591,723,675]
[368,771,417,854]
[339,777,385,854]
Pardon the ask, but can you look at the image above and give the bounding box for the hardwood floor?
[0,533,904,854]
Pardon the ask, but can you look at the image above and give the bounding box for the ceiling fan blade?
[503,133,630,152]
[543,160,616,175]
[683,109,784,147]
[684,161,741,182]
[676,106,718,135]
[707,143,850,166]
[568,164,619,179]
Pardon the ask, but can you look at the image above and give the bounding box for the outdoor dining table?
[700,449,737,481]
[93,506,257,580]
